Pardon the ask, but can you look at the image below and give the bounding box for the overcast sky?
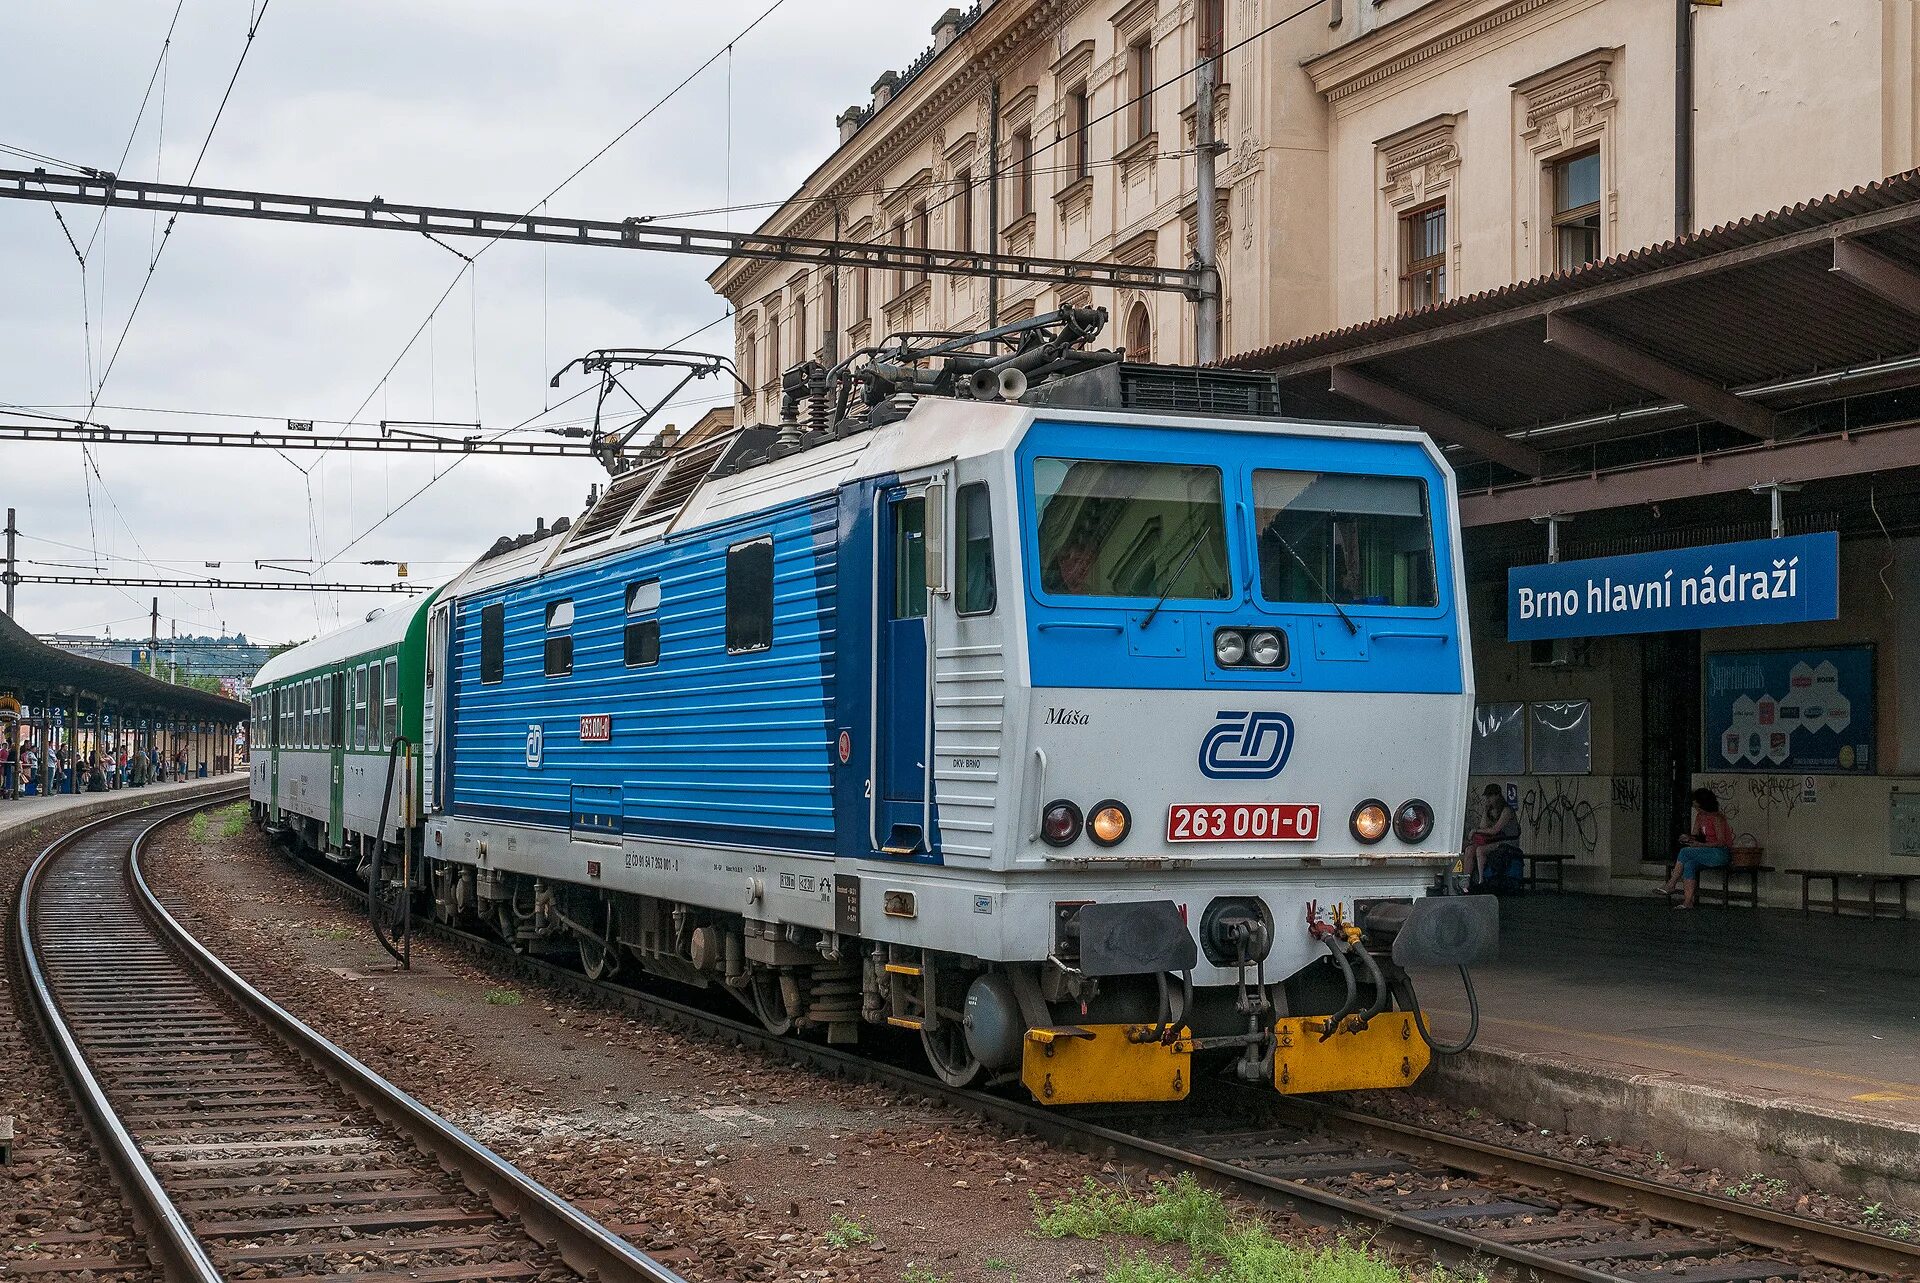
[1,0,939,647]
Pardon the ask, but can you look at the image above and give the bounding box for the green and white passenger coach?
[248,593,436,857]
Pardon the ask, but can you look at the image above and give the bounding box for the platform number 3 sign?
[525,723,544,769]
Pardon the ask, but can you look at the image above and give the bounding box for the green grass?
[1032,1175,1480,1283]
[900,1266,949,1283]
[824,1213,873,1250]
[186,812,210,841]
[483,988,523,1007]
[217,802,248,837]
[313,925,358,942]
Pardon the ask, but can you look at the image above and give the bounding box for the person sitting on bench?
[1658,787,1732,910]
[1466,783,1522,890]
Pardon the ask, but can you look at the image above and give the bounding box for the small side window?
[956,482,997,616]
[725,538,775,654]
[384,656,399,744]
[545,599,575,677]
[354,666,369,751]
[479,602,505,684]
[369,660,386,749]
[625,580,661,668]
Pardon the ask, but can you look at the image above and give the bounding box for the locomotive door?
[875,485,930,854]
[327,671,346,852]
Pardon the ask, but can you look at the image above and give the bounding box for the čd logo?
[1198,710,1294,780]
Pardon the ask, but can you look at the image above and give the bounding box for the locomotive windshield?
[1033,458,1231,600]
[1254,470,1437,608]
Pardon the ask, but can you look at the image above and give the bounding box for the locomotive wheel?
[747,969,794,1037]
[919,969,982,1087]
[578,902,620,982]
[920,1018,982,1088]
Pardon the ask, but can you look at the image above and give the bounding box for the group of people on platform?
[0,738,196,800]
[1461,781,1733,909]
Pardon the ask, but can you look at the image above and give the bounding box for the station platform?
[1417,891,1920,1200]
[0,772,245,840]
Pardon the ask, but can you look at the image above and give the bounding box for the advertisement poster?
[1703,646,1875,774]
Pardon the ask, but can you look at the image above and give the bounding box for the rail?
[14,790,689,1283]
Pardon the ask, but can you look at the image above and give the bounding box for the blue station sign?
[1508,531,1839,641]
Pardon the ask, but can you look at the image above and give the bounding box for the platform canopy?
[1224,170,1920,542]
[0,609,246,722]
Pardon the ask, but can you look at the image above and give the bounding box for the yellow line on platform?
[1429,1009,1920,1100]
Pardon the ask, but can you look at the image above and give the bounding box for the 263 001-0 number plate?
[1167,803,1320,842]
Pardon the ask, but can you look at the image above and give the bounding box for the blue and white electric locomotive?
[418,310,1494,1105]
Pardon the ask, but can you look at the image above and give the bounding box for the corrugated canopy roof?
[0,610,248,721]
[1223,169,1920,490]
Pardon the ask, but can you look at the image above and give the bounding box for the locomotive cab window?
[479,602,505,684]
[957,482,996,615]
[1032,459,1230,601]
[725,538,774,654]
[545,599,575,677]
[1254,470,1436,608]
[624,580,661,668]
[892,497,927,621]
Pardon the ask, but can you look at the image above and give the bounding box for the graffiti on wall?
[1521,777,1600,854]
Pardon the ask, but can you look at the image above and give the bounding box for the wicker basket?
[1731,832,1764,868]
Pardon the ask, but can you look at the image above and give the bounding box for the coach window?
[1254,470,1436,608]
[479,602,505,684]
[956,483,997,615]
[383,657,399,744]
[624,580,661,667]
[1032,459,1230,600]
[725,537,775,654]
[369,660,386,749]
[545,599,575,677]
[354,666,370,750]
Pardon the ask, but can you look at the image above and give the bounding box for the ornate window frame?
[1514,50,1618,275]
[1376,114,1460,316]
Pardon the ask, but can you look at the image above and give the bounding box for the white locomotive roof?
[253,591,437,687]
[441,400,1441,600]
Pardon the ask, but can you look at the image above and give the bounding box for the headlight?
[1249,631,1284,666]
[1041,799,1083,847]
[1088,800,1131,847]
[1350,799,1390,845]
[1213,629,1246,666]
[1394,799,1435,844]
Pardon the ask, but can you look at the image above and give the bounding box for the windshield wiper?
[1266,526,1358,635]
[1141,518,1214,628]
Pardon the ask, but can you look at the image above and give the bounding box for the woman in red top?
[1658,787,1734,909]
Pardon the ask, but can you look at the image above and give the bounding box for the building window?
[910,201,929,287]
[1065,87,1089,181]
[479,602,505,684]
[1011,125,1034,219]
[1400,202,1446,309]
[889,218,907,298]
[383,656,399,745]
[794,288,810,364]
[726,538,775,654]
[849,256,869,324]
[1199,0,1224,59]
[767,310,781,379]
[624,579,661,667]
[1129,36,1154,143]
[956,482,997,616]
[1551,148,1601,270]
[953,169,973,250]
[1126,302,1152,361]
[544,598,575,677]
[740,329,756,391]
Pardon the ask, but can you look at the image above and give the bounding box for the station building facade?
[712,0,1920,904]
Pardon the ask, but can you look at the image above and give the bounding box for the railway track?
[256,819,1920,1283]
[13,792,687,1283]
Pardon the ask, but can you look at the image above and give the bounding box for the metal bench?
[1785,868,1920,920]
[1695,862,1771,908]
[1520,852,1573,892]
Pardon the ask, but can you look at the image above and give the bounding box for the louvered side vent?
[1119,365,1286,418]
[628,432,737,525]
[565,462,664,547]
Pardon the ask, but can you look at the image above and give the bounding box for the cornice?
[1307,0,1564,103]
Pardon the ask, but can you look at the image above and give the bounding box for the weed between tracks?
[186,802,249,843]
[1033,1174,1483,1283]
